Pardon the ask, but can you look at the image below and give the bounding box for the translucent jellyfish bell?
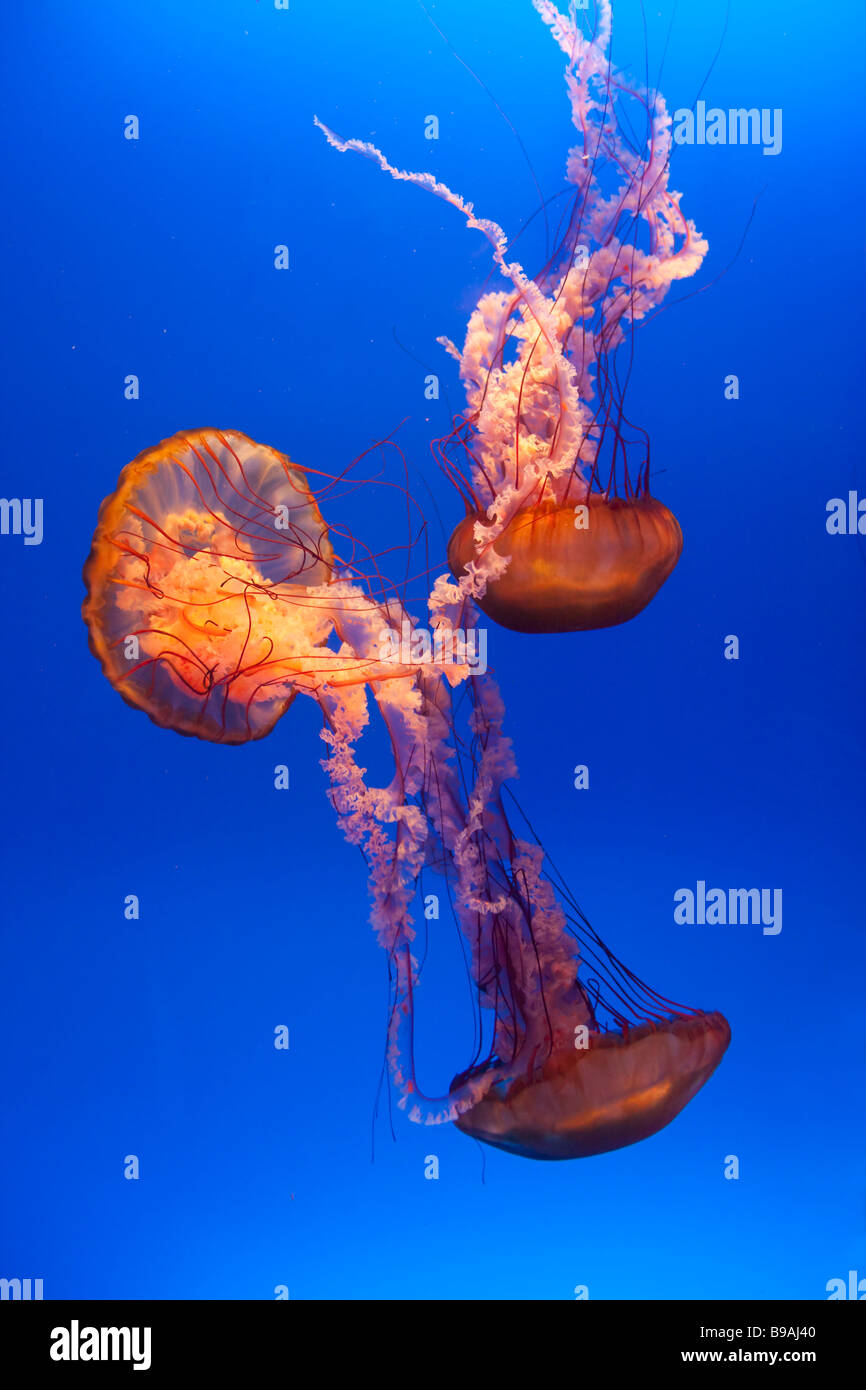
[448,495,683,633]
[83,428,334,743]
[454,1011,731,1160]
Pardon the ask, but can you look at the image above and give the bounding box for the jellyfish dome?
[454,1012,730,1160]
[447,495,683,634]
[82,428,336,743]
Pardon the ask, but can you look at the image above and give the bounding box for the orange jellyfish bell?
[83,428,335,744]
[447,494,683,635]
[453,1010,730,1160]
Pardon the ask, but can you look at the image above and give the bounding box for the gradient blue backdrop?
[1,0,864,1300]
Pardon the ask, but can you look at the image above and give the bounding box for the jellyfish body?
[317,0,706,632]
[82,428,425,743]
[83,428,335,742]
[447,496,683,633]
[454,1012,731,1160]
[408,651,730,1156]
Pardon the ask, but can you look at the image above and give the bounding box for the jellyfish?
[367,652,731,1158]
[315,0,707,633]
[82,427,424,744]
[83,427,730,1158]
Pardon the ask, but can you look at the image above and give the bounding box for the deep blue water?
[1,0,864,1300]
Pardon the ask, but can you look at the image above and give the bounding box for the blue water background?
[1,0,864,1298]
